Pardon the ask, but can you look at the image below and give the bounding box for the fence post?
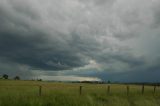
[142,84,144,94]
[39,86,42,96]
[127,85,129,95]
[79,86,82,95]
[153,85,156,94]
[107,85,110,94]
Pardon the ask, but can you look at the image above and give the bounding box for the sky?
[0,0,160,82]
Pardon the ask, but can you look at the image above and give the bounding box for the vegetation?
[14,76,20,80]
[2,74,8,79]
[0,80,160,106]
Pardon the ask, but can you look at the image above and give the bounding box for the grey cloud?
[0,58,33,79]
[0,0,160,82]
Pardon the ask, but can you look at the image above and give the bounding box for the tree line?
[0,74,20,80]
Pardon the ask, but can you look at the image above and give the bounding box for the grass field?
[0,80,160,106]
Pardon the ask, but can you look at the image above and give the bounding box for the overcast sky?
[0,0,160,82]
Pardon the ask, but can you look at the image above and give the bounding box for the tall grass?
[0,80,160,106]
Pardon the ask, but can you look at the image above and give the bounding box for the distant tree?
[3,74,8,79]
[37,79,42,81]
[14,76,20,80]
[108,80,111,84]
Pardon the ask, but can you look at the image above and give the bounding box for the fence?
[0,84,159,96]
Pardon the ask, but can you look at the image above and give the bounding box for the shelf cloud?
[0,0,160,82]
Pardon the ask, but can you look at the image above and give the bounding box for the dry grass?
[0,80,160,106]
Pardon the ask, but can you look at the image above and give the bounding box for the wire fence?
[0,84,160,97]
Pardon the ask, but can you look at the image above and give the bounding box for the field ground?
[0,80,160,106]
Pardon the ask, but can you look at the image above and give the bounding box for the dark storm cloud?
[0,0,90,71]
[0,30,88,70]
[0,0,160,81]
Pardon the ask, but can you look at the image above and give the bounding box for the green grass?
[0,80,160,106]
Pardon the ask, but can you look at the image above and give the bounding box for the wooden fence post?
[153,85,156,94]
[107,85,110,94]
[127,85,129,95]
[79,86,82,95]
[39,86,42,96]
[142,85,144,94]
